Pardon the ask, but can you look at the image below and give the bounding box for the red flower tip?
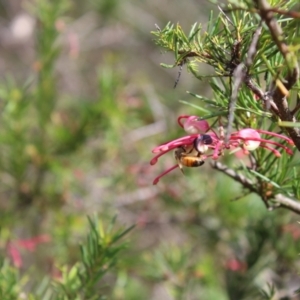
[153,178,159,185]
[274,150,281,157]
[150,158,158,165]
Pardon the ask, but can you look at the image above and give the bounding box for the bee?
[175,134,213,172]
[175,146,205,170]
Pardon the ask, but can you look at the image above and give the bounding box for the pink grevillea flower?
[151,116,294,185]
[6,234,51,268]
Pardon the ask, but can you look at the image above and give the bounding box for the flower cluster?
[151,115,294,185]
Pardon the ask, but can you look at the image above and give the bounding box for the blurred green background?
[0,0,299,299]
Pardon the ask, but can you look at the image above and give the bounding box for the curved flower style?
[151,116,294,185]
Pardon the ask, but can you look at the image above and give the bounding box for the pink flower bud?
[238,129,261,151]
[178,116,209,134]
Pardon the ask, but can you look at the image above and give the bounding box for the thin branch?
[256,0,291,63]
[211,161,300,214]
[255,0,300,150]
[245,25,262,68]
[273,194,300,214]
[226,25,262,143]
[267,8,300,19]
[225,7,300,19]
[244,78,279,113]
[291,94,300,115]
[226,63,246,143]
[218,5,235,26]
[174,62,184,88]
[210,161,257,193]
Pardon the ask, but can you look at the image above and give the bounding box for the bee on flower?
[151,115,294,185]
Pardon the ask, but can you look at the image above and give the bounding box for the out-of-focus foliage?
[0,216,132,300]
[0,0,299,299]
